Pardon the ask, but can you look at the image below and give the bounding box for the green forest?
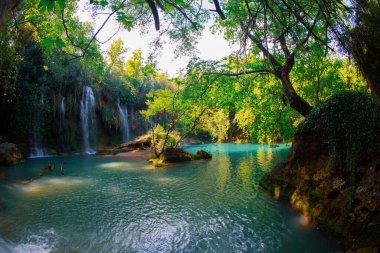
[0,0,379,252]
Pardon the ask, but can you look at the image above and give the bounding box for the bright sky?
[77,1,235,77]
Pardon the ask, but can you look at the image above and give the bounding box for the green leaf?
[58,0,66,9]
[116,12,134,31]
[38,0,47,9]
[55,36,65,48]
[47,1,55,11]
[100,0,108,7]
[40,38,53,48]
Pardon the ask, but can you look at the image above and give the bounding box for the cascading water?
[58,96,66,151]
[30,92,47,158]
[59,97,65,118]
[117,100,131,143]
[80,86,97,154]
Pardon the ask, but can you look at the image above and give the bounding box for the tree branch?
[212,0,226,20]
[205,69,273,77]
[145,0,160,30]
[165,0,199,30]
[62,0,127,60]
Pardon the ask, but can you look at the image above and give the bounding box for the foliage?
[179,50,367,144]
[297,92,379,149]
[0,0,376,156]
[141,88,209,156]
[348,0,380,99]
[297,91,380,208]
[149,124,180,158]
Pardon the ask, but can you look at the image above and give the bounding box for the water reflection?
[16,177,89,198]
[237,155,255,193]
[257,147,274,173]
[0,144,343,253]
[214,156,232,194]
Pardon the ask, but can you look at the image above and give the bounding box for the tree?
[141,88,208,157]
[348,0,380,100]
[106,38,127,74]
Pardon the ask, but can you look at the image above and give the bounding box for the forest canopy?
[0,0,377,152]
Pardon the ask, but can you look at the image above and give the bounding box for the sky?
[77,1,235,77]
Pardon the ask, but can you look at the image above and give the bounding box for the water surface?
[0,143,343,252]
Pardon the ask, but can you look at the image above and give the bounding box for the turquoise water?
[0,143,343,252]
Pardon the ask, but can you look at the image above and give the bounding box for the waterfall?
[59,97,65,117]
[30,92,47,157]
[117,100,131,143]
[80,86,97,154]
[58,96,66,151]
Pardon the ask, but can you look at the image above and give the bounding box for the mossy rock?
[260,91,380,248]
[162,148,212,163]
[162,148,196,162]
[195,150,212,159]
[297,92,380,162]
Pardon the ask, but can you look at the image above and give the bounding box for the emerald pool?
[0,144,343,252]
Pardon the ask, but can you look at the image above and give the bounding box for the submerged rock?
[0,142,23,166]
[261,92,380,249]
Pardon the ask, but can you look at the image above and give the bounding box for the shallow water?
[0,143,343,252]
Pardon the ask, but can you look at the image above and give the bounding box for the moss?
[298,91,380,209]
[298,92,380,157]
[149,157,165,167]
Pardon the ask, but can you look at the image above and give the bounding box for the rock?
[162,148,212,163]
[0,142,23,166]
[345,247,379,253]
[195,150,212,159]
[16,143,29,157]
[261,92,380,249]
[163,148,196,162]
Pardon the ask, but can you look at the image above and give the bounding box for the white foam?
[1,229,58,253]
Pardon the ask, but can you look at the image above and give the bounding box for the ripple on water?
[0,144,344,253]
[109,216,190,253]
[0,228,65,253]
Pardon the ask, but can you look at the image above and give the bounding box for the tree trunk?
[357,60,380,101]
[0,0,22,27]
[349,0,380,102]
[279,73,312,117]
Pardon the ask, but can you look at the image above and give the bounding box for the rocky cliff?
[261,92,380,249]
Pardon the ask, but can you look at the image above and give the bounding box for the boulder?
[163,148,196,162]
[261,92,380,249]
[0,142,23,166]
[196,150,212,159]
[162,148,212,163]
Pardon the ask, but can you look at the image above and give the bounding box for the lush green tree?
[141,88,208,157]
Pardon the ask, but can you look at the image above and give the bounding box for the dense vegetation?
[1,0,380,251]
[0,0,377,155]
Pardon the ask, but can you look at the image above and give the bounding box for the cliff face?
[261,92,380,249]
